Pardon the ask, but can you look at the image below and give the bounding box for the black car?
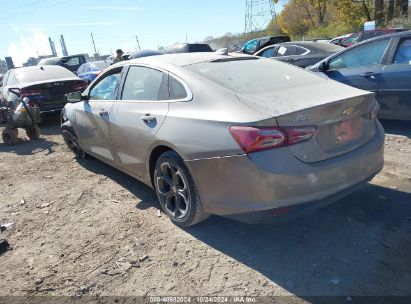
[254,41,344,68]
[37,54,87,73]
[308,31,411,120]
[0,65,88,114]
[162,43,213,54]
[240,35,291,55]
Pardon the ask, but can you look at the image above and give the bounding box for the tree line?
[273,0,410,38]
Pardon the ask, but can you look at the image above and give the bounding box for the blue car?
[77,61,110,84]
[308,31,411,120]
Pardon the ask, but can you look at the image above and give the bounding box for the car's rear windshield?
[16,67,75,83]
[91,61,109,70]
[37,58,62,65]
[186,59,318,93]
[188,44,213,52]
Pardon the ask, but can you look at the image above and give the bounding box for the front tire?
[154,151,209,227]
[62,129,86,159]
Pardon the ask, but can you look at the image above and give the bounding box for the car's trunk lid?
[237,81,377,162]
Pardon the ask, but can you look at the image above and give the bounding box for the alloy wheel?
[156,161,191,220]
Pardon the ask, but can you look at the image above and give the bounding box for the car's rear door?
[73,67,123,164]
[324,38,393,94]
[109,65,170,177]
[375,35,411,120]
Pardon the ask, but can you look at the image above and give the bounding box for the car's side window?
[121,66,165,101]
[276,45,295,57]
[244,40,258,54]
[169,76,187,100]
[89,70,121,101]
[261,47,275,58]
[66,57,80,66]
[329,39,390,70]
[78,65,84,74]
[294,46,309,55]
[393,38,411,64]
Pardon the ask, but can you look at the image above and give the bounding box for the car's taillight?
[369,102,380,120]
[229,125,317,154]
[20,88,43,97]
[73,82,88,91]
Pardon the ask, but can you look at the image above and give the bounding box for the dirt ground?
[0,117,410,299]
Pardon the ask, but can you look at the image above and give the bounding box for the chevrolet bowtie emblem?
[343,106,354,116]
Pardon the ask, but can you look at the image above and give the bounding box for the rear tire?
[154,151,210,227]
[2,128,18,146]
[62,129,86,159]
[26,125,41,140]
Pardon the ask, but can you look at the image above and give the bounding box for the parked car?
[308,31,411,120]
[62,53,384,226]
[339,28,407,47]
[1,65,88,113]
[129,49,163,60]
[37,54,87,73]
[162,43,213,54]
[254,41,344,68]
[105,55,115,65]
[77,61,110,84]
[240,35,291,55]
[329,33,353,45]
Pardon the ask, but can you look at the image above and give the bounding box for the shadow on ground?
[380,119,411,138]
[76,155,411,298]
[0,138,58,155]
[185,184,411,297]
[77,157,157,206]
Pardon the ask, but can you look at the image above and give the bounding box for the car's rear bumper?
[185,121,384,220]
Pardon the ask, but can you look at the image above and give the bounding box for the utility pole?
[91,33,99,58]
[135,36,141,51]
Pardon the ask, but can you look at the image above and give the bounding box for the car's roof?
[349,30,411,46]
[115,52,257,68]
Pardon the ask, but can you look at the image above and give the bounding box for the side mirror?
[318,60,329,72]
[8,88,21,97]
[65,91,83,103]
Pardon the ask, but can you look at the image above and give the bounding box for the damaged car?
[61,53,384,226]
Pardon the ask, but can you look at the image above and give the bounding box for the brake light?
[369,102,380,120]
[73,82,88,91]
[229,125,317,154]
[20,88,43,97]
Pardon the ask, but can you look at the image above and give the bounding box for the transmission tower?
[244,0,276,34]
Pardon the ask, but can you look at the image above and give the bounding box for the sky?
[0,0,284,66]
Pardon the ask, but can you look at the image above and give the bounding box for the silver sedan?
[62,53,384,226]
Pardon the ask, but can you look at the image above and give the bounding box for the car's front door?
[324,38,392,94]
[377,36,411,119]
[74,67,123,164]
[109,65,170,177]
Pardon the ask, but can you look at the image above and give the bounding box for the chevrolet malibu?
[61,53,384,226]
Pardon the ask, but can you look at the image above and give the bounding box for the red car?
[340,28,408,47]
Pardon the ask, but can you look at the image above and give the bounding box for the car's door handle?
[99,110,109,117]
[360,72,379,79]
[141,114,156,123]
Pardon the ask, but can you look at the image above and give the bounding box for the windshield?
[37,58,62,65]
[186,59,319,93]
[90,61,109,70]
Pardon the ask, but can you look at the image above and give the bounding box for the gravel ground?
[0,118,410,299]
